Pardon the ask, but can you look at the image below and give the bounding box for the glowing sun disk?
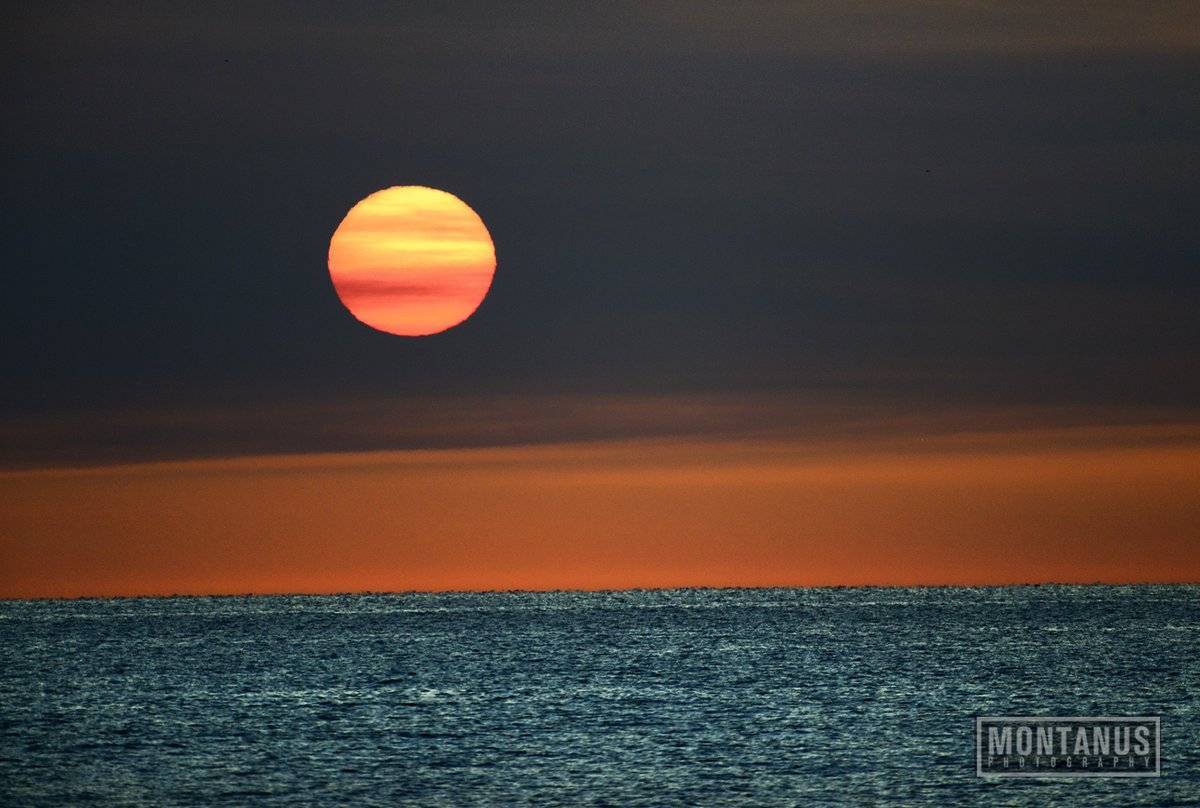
[327,186,496,336]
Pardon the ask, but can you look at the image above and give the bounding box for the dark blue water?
[1,586,1197,805]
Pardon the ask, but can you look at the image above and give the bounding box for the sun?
[327,186,497,336]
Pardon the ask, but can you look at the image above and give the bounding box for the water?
[1,586,1197,805]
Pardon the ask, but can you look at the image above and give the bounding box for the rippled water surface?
[1,586,1198,805]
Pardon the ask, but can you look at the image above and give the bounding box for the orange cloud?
[2,426,1197,598]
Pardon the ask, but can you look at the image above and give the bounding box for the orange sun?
[327,186,497,336]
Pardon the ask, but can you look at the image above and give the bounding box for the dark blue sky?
[3,2,1197,460]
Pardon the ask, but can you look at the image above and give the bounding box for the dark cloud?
[2,2,1197,443]
[2,390,1196,469]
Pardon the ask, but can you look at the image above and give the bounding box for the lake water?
[1,586,1197,805]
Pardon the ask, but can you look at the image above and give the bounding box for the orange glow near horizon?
[327,186,496,336]
[2,427,1198,598]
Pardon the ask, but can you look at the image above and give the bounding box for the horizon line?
[5,580,1198,603]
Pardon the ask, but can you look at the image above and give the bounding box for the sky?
[2,2,1198,596]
